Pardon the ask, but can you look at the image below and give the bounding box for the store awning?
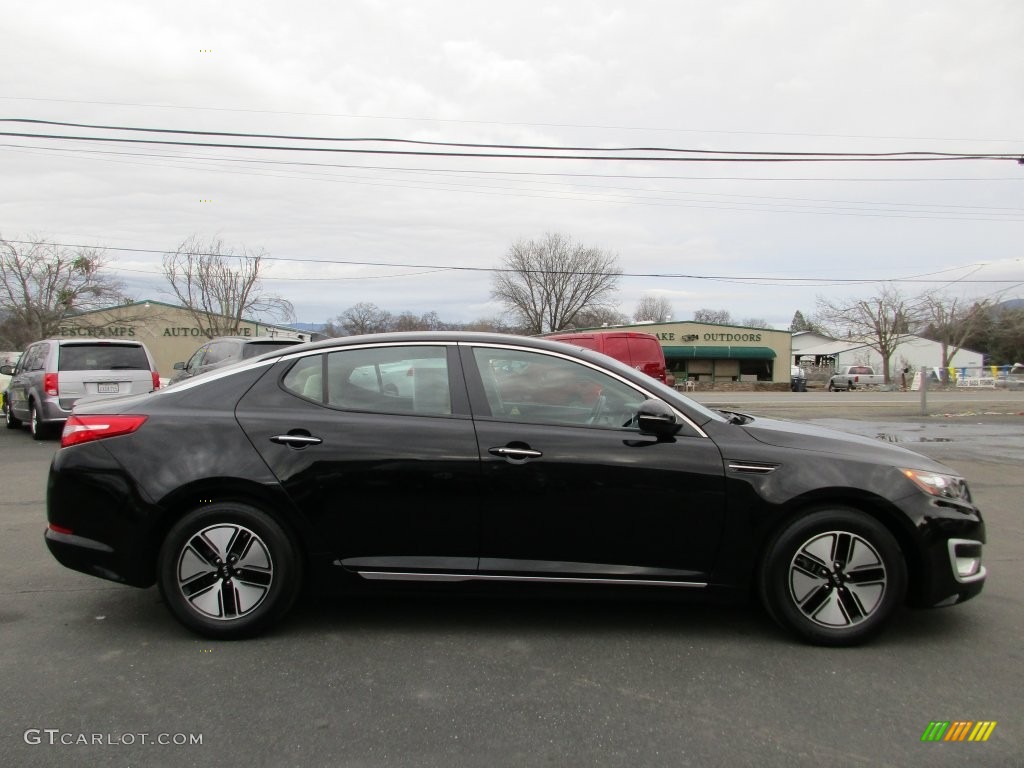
[663,346,777,360]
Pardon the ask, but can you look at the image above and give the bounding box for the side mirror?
[636,400,682,439]
[0,364,13,376]
[173,361,185,370]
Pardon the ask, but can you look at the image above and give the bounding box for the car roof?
[207,336,304,343]
[283,331,592,355]
[51,338,146,346]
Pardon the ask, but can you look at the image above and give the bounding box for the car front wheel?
[759,508,907,646]
[4,401,20,429]
[158,503,302,639]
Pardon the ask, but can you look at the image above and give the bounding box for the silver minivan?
[2,338,159,439]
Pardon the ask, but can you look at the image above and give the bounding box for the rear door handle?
[270,434,323,447]
[488,446,543,460]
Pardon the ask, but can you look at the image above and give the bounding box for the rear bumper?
[45,527,150,586]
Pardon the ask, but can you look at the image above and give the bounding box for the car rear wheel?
[158,503,302,639]
[29,402,49,440]
[759,508,907,646]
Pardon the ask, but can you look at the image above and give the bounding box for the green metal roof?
[663,345,777,360]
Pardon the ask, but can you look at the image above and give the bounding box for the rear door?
[235,342,482,575]
[57,342,154,405]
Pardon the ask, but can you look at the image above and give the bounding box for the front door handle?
[270,434,323,447]
[488,446,542,460]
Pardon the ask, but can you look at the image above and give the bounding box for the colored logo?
[921,721,997,742]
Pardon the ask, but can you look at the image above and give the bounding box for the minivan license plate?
[97,383,119,394]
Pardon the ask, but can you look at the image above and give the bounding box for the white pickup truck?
[828,365,885,391]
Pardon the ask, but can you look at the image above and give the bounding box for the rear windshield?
[59,344,150,371]
[242,341,302,359]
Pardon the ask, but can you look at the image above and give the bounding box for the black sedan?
[45,332,985,645]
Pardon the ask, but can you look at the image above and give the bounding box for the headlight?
[901,468,972,502]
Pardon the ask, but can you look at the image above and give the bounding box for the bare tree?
[566,307,630,329]
[0,235,126,348]
[391,310,448,331]
[491,233,622,334]
[334,302,393,335]
[633,294,673,323]
[741,318,771,329]
[692,308,733,325]
[815,285,921,384]
[162,236,294,339]
[918,291,992,370]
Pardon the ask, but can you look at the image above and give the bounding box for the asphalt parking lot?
[2,391,1021,767]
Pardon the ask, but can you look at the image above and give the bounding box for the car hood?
[739,416,953,473]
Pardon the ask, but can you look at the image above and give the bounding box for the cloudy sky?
[2,1,1022,328]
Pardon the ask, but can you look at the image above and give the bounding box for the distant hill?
[995,298,1024,312]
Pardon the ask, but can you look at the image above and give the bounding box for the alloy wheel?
[788,530,886,629]
[175,523,274,620]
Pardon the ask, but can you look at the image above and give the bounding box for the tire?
[759,508,907,646]
[4,400,21,430]
[29,402,49,440]
[157,503,302,639]
[827,381,835,392]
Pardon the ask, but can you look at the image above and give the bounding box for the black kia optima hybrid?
[45,332,985,645]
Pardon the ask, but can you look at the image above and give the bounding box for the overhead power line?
[2,96,1022,144]
[5,239,1021,284]
[1,119,1021,162]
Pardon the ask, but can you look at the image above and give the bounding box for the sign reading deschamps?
[57,326,256,338]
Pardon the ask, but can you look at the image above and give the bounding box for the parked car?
[45,332,985,645]
[790,365,807,392]
[545,330,675,386]
[169,336,305,384]
[997,363,1024,391]
[0,351,21,420]
[828,365,884,391]
[2,339,159,439]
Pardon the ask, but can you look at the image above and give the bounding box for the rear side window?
[282,346,451,417]
[59,344,150,371]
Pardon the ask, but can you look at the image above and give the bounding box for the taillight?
[44,372,59,396]
[151,371,161,390]
[61,414,147,448]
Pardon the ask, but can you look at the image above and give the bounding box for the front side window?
[185,345,208,371]
[202,342,232,366]
[471,347,647,429]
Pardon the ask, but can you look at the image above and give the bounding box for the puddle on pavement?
[876,434,954,443]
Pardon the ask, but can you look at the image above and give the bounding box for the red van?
[546,331,674,386]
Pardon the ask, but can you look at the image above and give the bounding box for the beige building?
[55,300,312,379]
[574,321,792,385]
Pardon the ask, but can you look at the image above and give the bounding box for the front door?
[463,344,726,582]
